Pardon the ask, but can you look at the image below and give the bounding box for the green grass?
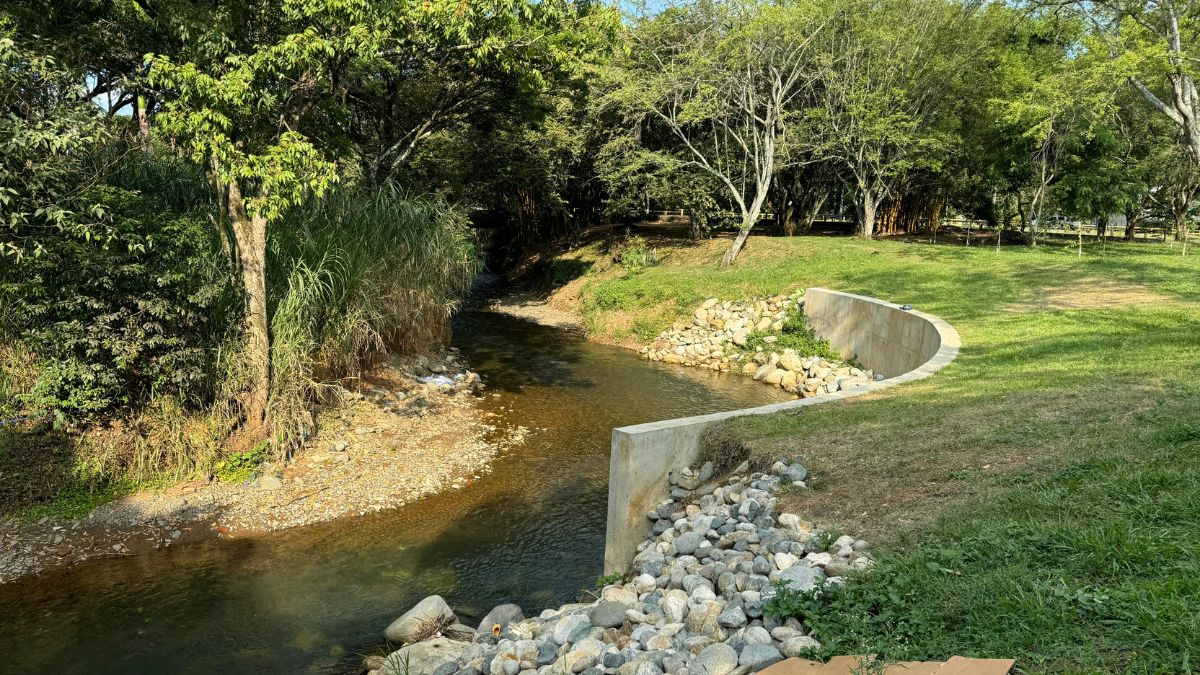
[563,234,1200,671]
[742,305,841,361]
[212,440,270,484]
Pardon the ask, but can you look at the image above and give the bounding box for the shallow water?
[0,311,786,674]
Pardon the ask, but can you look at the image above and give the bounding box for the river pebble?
[373,458,872,674]
[639,292,880,396]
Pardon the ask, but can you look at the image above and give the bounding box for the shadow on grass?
[0,426,116,519]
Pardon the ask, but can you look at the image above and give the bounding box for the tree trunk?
[136,95,152,153]
[782,200,797,237]
[687,211,707,240]
[722,221,753,266]
[857,190,879,239]
[776,186,797,236]
[722,188,768,265]
[799,193,827,234]
[1124,210,1138,240]
[226,180,271,428]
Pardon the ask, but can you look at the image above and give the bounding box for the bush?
[265,187,480,450]
[742,308,841,361]
[214,441,269,484]
[2,178,238,424]
[615,234,660,271]
[763,564,944,660]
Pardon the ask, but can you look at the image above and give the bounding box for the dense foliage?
[0,0,1197,493]
[5,177,236,422]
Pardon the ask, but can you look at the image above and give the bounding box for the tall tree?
[149,0,376,428]
[1069,0,1200,239]
[807,0,980,239]
[609,0,828,265]
[990,15,1118,245]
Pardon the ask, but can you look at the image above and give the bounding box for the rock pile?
[638,294,880,397]
[743,353,875,398]
[371,460,870,675]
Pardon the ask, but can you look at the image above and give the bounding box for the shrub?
[265,187,480,451]
[615,234,660,271]
[214,441,270,484]
[595,572,624,588]
[2,180,238,424]
[743,308,841,361]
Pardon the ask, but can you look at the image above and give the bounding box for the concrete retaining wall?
[603,288,961,573]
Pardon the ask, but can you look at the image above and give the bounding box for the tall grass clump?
[264,186,480,451]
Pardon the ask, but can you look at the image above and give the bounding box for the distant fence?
[631,211,1190,240]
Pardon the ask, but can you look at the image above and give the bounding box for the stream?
[0,310,787,674]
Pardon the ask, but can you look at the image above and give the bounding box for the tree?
[346,0,617,185]
[990,16,1118,246]
[149,1,616,429]
[148,0,374,428]
[610,1,828,265]
[771,161,842,236]
[597,130,724,239]
[0,23,109,260]
[1068,0,1200,240]
[807,0,979,239]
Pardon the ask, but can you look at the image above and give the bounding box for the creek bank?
[369,459,870,675]
[639,293,880,397]
[485,292,584,331]
[0,349,525,584]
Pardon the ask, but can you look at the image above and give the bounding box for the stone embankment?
[639,293,881,397]
[368,460,869,675]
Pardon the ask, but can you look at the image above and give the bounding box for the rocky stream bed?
[365,458,866,675]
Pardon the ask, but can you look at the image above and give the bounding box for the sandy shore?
[0,352,527,583]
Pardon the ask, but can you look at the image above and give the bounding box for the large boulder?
[673,531,702,556]
[774,564,824,594]
[780,635,822,658]
[559,637,605,673]
[551,613,592,645]
[385,595,458,644]
[691,643,738,675]
[380,637,469,675]
[590,600,628,628]
[684,600,724,638]
[738,643,783,670]
[477,603,524,637]
[778,352,804,372]
[661,590,689,624]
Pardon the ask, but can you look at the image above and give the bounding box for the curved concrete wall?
[603,288,961,572]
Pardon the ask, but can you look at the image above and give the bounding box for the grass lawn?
[543,231,1200,672]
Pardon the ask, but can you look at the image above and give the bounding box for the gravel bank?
[365,458,869,675]
[0,350,526,583]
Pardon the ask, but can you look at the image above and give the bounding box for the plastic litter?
[417,375,456,387]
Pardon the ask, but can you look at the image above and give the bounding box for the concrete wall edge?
[602,288,961,572]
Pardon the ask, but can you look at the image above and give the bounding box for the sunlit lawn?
[568,233,1200,671]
